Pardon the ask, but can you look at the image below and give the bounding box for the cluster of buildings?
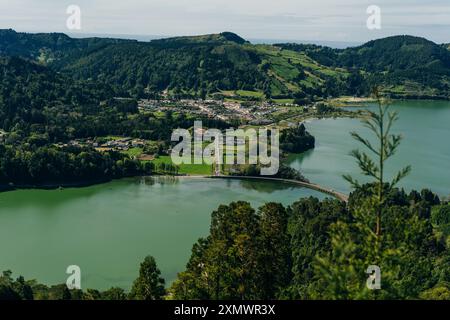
[97,138,146,151]
[137,98,302,123]
[56,137,146,153]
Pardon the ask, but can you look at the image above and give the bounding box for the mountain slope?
[0,29,352,99]
[59,40,349,99]
[151,31,248,46]
[1,30,449,100]
[0,55,69,123]
[278,36,450,98]
[0,29,131,65]
[0,55,113,131]
[337,36,450,72]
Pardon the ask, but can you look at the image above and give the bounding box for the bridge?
[207,175,349,203]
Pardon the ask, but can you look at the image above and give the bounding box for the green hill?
[0,29,130,65]
[61,38,268,98]
[0,55,113,132]
[278,36,450,99]
[54,31,349,99]
[0,55,72,122]
[337,36,449,71]
[339,36,450,98]
[1,29,449,100]
[151,31,248,45]
[0,29,351,99]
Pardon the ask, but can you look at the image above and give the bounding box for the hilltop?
[0,29,130,64]
[1,29,449,100]
[152,32,248,45]
[277,35,450,99]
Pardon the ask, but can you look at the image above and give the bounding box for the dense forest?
[280,123,315,153]
[278,35,450,99]
[169,188,449,300]
[0,29,340,99]
[0,255,165,300]
[2,29,450,100]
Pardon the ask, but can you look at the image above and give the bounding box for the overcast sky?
[0,0,449,44]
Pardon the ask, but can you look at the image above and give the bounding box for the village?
[55,137,157,161]
[47,96,351,165]
[137,97,314,125]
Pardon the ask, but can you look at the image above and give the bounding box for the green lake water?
[0,100,449,290]
[0,177,325,290]
[289,100,450,197]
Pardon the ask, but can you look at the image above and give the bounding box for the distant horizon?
[4,28,450,50]
[1,0,449,45]
[67,31,365,48]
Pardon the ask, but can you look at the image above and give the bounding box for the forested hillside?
[0,56,114,132]
[55,32,350,99]
[0,29,130,65]
[5,29,449,100]
[169,189,450,300]
[279,35,450,99]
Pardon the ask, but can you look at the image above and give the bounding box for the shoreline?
[0,174,349,202]
[3,98,446,196]
[330,96,450,108]
[0,178,114,193]
[0,174,216,193]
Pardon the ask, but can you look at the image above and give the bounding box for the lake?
[0,177,325,290]
[0,100,449,291]
[289,100,450,197]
